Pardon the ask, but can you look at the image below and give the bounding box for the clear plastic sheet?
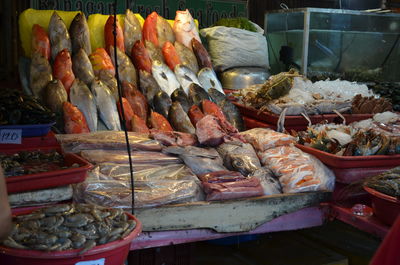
[241,128,296,152]
[258,146,335,193]
[74,163,204,209]
[56,131,162,153]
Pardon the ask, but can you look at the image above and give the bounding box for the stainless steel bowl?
[220,67,269,90]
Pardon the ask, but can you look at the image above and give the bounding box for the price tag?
[0,129,22,144]
[75,258,105,265]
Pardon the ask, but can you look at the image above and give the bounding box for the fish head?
[229,154,259,176]
[175,9,195,32]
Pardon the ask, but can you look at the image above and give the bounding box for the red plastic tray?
[332,166,395,184]
[243,116,275,130]
[2,147,93,194]
[364,186,400,226]
[0,131,58,150]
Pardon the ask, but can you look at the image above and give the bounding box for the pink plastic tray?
[364,186,400,226]
[0,131,58,150]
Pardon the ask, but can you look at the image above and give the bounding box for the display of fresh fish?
[91,79,121,131]
[98,70,118,100]
[145,41,164,63]
[131,113,149,133]
[110,46,137,85]
[173,9,201,50]
[150,111,173,132]
[124,9,142,54]
[44,79,67,114]
[191,38,212,69]
[188,105,205,126]
[131,40,152,73]
[142,12,175,48]
[171,88,192,113]
[174,41,199,74]
[208,88,245,131]
[70,79,98,132]
[69,12,91,55]
[198,67,224,94]
[31,24,50,60]
[250,167,282,195]
[168,102,195,134]
[48,11,71,60]
[216,141,261,176]
[117,97,134,131]
[53,49,75,96]
[153,90,172,118]
[30,51,52,100]
[139,70,161,107]
[89,48,116,77]
[63,101,90,134]
[152,60,181,96]
[189,83,210,106]
[104,15,125,54]
[162,41,181,70]
[72,48,95,86]
[174,64,201,95]
[123,81,148,122]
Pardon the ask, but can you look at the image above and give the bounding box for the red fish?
[123,81,148,122]
[53,49,75,96]
[162,41,181,70]
[201,100,241,136]
[63,102,90,134]
[188,105,205,126]
[31,24,50,60]
[89,48,115,76]
[117,97,134,131]
[191,38,213,69]
[104,15,125,55]
[142,12,159,47]
[150,111,173,132]
[131,40,152,73]
[131,114,150,134]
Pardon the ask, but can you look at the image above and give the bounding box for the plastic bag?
[258,146,335,193]
[56,131,162,153]
[200,26,269,72]
[241,128,296,152]
[250,167,282,195]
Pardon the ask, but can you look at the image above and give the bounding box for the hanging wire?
[113,0,135,215]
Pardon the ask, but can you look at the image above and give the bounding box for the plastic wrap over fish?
[56,131,162,153]
[241,128,296,152]
[73,163,204,208]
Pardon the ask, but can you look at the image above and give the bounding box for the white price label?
[75,258,105,265]
[0,129,22,144]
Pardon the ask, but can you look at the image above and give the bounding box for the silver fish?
[69,12,91,55]
[174,64,201,95]
[198,67,224,94]
[70,79,98,132]
[29,52,52,101]
[110,46,137,86]
[145,41,164,63]
[174,41,199,74]
[250,167,282,195]
[44,79,67,114]
[152,60,181,96]
[124,9,142,54]
[139,70,161,107]
[48,11,72,60]
[98,70,118,100]
[91,79,121,131]
[72,48,95,86]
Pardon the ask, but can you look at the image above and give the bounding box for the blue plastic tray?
[0,122,55,137]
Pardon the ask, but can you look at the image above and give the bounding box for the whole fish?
[198,67,224,94]
[191,38,212,69]
[89,48,115,76]
[117,97,134,131]
[153,90,172,118]
[202,99,239,134]
[104,15,125,54]
[70,79,98,132]
[143,12,175,48]
[110,46,137,85]
[98,70,118,100]
[124,9,142,55]
[53,49,75,96]
[72,48,95,86]
[131,40,152,73]
[171,88,192,113]
[44,79,67,114]
[30,51,52,100]
[162,41,181,70]
[174,41,199,74]
[131,114,149,133]
[142,12,158,47]
[156,15,175,48]
[168,102,195,134]
[48,11,72,60]
[69,12,91,55]
[208,88,245,131]
[91,79,121,131]
[152,60,181,96]
[63,101,90,134]
[174,64,201,95]
[31,24,50,60]
[123,81,148,122]
[250,167,282,195]
[150,111,173,132]
[139,70,161,107]
[173,9,201,50]
[188,105,204,126]
[189,83,210,106]
[145,41,164,63]
[216,141,261,176]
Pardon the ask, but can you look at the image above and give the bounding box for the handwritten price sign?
[0,129,22,144]
[75,258,105,265]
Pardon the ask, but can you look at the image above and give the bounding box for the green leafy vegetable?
[214,17,258,32]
